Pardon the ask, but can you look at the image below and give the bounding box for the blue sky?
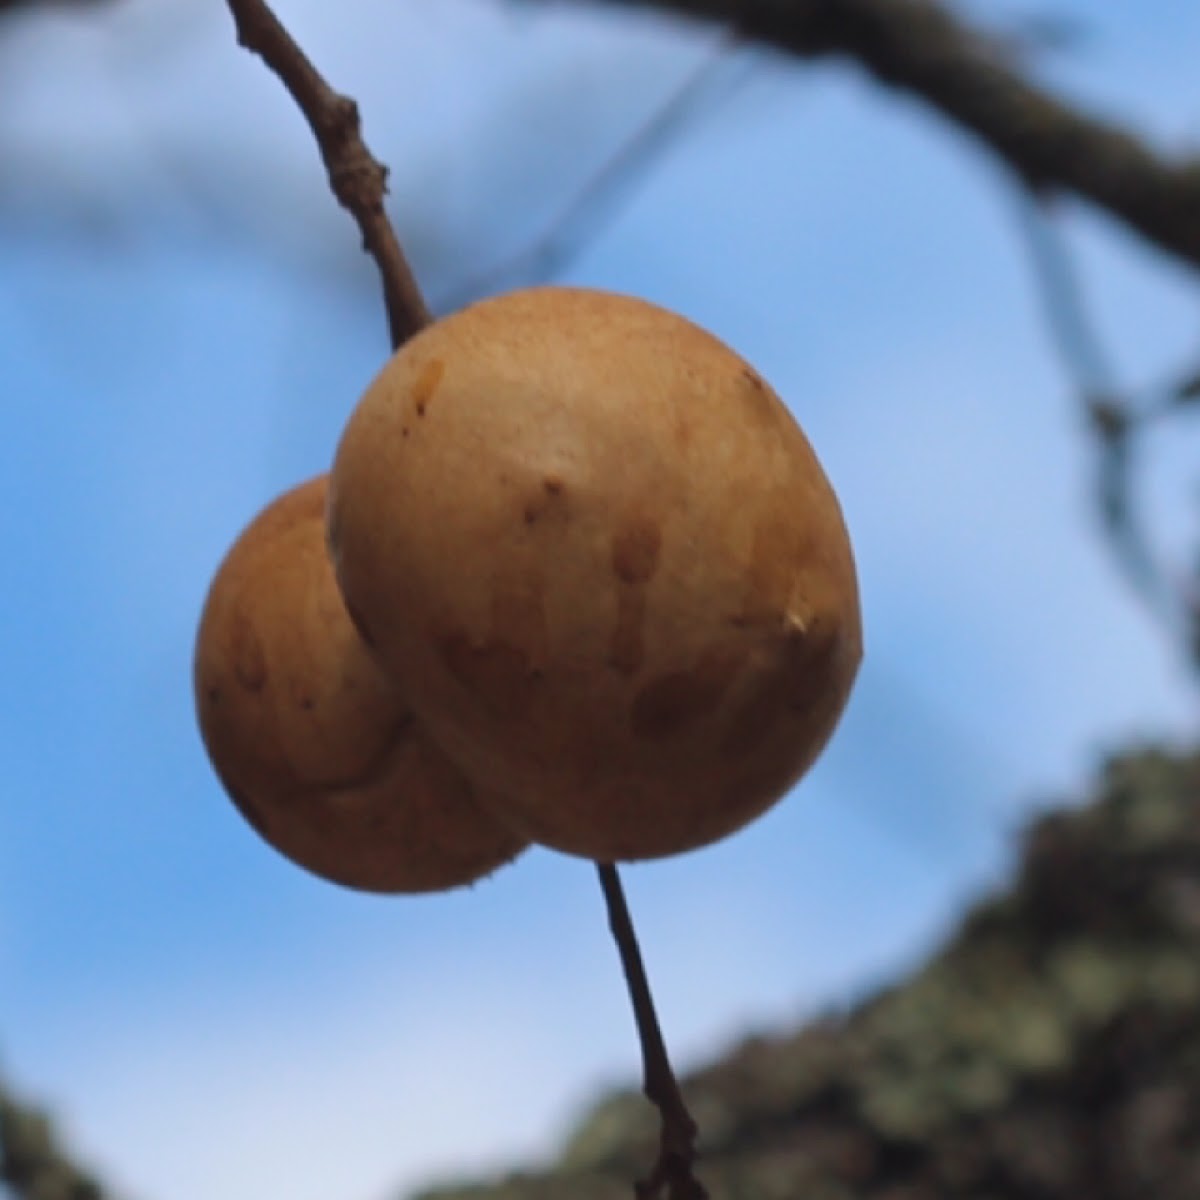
[1,2,1197,1198]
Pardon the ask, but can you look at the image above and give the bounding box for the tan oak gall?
[193,475,527,892]
[329,286,862,862]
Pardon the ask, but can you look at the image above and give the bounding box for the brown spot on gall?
[412,358,445,417]
[436,630,540,718]
[521,477,569,527]
[721,681,774,761]
[631,648,741,741]
[720,616,840,760]
[612,518,661,585]
[232,616,267,692]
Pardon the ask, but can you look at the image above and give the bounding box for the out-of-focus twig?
[435,31,753,314]
[0,0,110,14]
[224,0,430,346]
[1015,188,1196,673]
[547,0,1200,278]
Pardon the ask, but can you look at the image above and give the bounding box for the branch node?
[224,0,430,350]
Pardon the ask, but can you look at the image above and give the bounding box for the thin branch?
[598,864,707,1200]
[1015,193,1119,403]
[224,0,430,347]
[435,31,752,314]
[549,0,1200,276]
[1013,188,1194,668]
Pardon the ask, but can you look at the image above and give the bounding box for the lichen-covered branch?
[549,0,1200,274]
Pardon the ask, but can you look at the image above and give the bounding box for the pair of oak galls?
[194,287,862,892]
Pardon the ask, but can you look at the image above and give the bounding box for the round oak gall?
[329,287,862,861]
[194,475,527,892]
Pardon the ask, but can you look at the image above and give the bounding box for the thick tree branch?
[554,0,1200,273]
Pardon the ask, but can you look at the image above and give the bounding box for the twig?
[435,31,752,314]
[224,0,430,347]
[222,5,708,1196]
[551,0,1200,277]
[598,863,707,1200]
[1013,187,1194,670]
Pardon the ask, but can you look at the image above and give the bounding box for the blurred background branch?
[0,0,110,14]
[544,0,1200,275]
[1013,192,1197,673]
[535,0,1200,683]
[432,30,751,314]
